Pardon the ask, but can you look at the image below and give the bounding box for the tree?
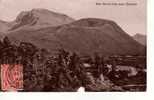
[3,36,11,47]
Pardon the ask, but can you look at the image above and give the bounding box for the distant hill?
[133,33,146,46]
[7,18,145,56]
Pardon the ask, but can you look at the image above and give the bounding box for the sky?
[0,0,146,35]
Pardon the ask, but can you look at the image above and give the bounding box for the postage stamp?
[1,64,23,91]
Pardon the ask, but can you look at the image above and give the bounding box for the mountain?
[9,8,74,31]
[0,8,75,33]
[133,34,146,46]
[7,18,145,56]
[0,20,11,33]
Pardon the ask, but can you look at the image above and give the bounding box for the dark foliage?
[0,37,146,92]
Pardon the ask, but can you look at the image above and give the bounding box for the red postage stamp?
[1,64,23,91]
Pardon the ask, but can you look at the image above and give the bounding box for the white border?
[0,0,154,100]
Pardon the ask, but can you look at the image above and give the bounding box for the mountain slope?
[0,20,11,33]
[7,18,145,56]
[0,8,75,33]
[133,33,146,46]
[9,8,74,31]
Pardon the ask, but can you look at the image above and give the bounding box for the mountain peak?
[10,8,75,30]
[70,18,115,27]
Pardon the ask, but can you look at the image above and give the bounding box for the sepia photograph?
[0,0,146,92]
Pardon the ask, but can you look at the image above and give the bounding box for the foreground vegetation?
[0,37,146,91]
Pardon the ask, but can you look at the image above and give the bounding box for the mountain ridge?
[0,8,145,56]
[0,8,75,33]
[7,18,145,56]
[10,8,75,31]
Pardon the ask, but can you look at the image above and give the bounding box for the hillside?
[7,18,145,56]
[9,8,74,31]
[0,8,75,33]
[0,20,11,33]
[133,33,146,46]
